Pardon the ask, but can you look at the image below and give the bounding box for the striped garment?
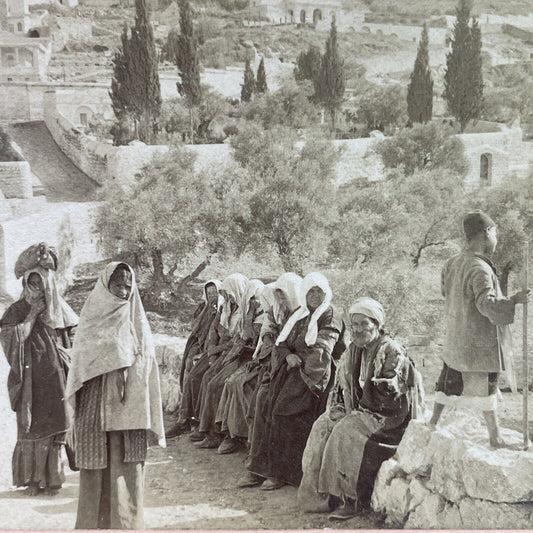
[75,375,147,469]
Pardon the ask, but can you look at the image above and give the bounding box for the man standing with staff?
[429,210,530,448]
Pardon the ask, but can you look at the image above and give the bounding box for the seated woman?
[66,262,165,529]
[245,272,344,490]
[166,279,223,438]
[238,272,302,487]
[215,283,276,454]
[0,244,78,496]
[297,297,424,521]
[196,278,263,449]
[187,273,247,443]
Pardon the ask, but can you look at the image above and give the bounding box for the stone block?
[459,497,533,529]
[384,477,410,526]
[396,419,434,475]
[371,457,402,513]
[404,492,446,529]
[462,446,533,503]
[407,478,431,513]
[429,432,468,502]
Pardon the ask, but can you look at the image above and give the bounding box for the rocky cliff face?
[372,414,533,528]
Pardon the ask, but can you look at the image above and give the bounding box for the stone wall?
[0,201,102,298]
[0,162,33,199]
[372,416,533,529]
[502,23,533,43]
[360,22,449,45]
[43,90,114,185]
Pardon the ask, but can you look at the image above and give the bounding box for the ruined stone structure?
[0,30,51,82]
[250,0,342,25]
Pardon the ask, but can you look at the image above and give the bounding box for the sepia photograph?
[0,0,532,528]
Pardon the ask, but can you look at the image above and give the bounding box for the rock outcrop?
[372,411,533,528]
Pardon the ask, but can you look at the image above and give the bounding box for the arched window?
[313,9,322,25]
[480,153,492,185]
[300,9,306,23]
[17,22,22,32]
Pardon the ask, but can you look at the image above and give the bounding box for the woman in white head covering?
[66,262,165,530]
[0,253,78,497]
[244,272,345,491]
[216,282,276,454]
[298,297,424,521]
[195,277,263,449]
[166,280,223,439]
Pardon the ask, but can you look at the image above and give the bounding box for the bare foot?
[489,437,524,451]
[23,486,41,496]
[427,420,438,431]
[44,487,60,496]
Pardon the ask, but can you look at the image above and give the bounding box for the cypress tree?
[255,57,268,94]
[241,58,255,103]
[176,0,202,143]
[407,23,433,124]
[294,45,321,83]
[109,23,131,120]
[315,20,345,133]
[443,0,483,132]
[129,0,162,143]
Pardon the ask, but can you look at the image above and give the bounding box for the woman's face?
[306,286,325,311]
[26,273,45,303]
[108,269,132,300]
[350,313,379,347]
[205,284,218,306]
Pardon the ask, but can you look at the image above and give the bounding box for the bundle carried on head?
[14,242,58,279]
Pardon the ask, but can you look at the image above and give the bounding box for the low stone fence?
[0,161,33,199]
[372,416,533,528]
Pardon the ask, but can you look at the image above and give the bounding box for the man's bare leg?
[483,409,509,448]
[428,402,445,430]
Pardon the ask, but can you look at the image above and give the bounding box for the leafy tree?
[176,0,202,142]
[95,144,244,301]
[128,0,162,144]
[315,20,345,132]
[255,57,268,94]
[330,167,467,269]
[294,45,321,83]
[242,79,319,130]
[228,125,339,271]
[374,121,469,176]
[443,0,483,132]
[357,84,407,132]
[241,58,255,103]
[407,23,433,124]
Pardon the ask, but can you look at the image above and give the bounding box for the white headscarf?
[348,297,385,329]
[22,266,78,330]
[219,273,248,335]
[66,262,165,445]
[275,272,333,347]
[251,283,276,359]
[273,272,302,324]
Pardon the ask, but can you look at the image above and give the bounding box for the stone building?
[250,0,342,25]
[0,30,51,81]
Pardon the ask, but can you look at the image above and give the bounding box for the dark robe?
[198,304,260,435]
[0,299,72,489]
[247,306,343,486]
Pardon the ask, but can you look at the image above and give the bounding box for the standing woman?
[0,244,78,496]
[66,262,165,530]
